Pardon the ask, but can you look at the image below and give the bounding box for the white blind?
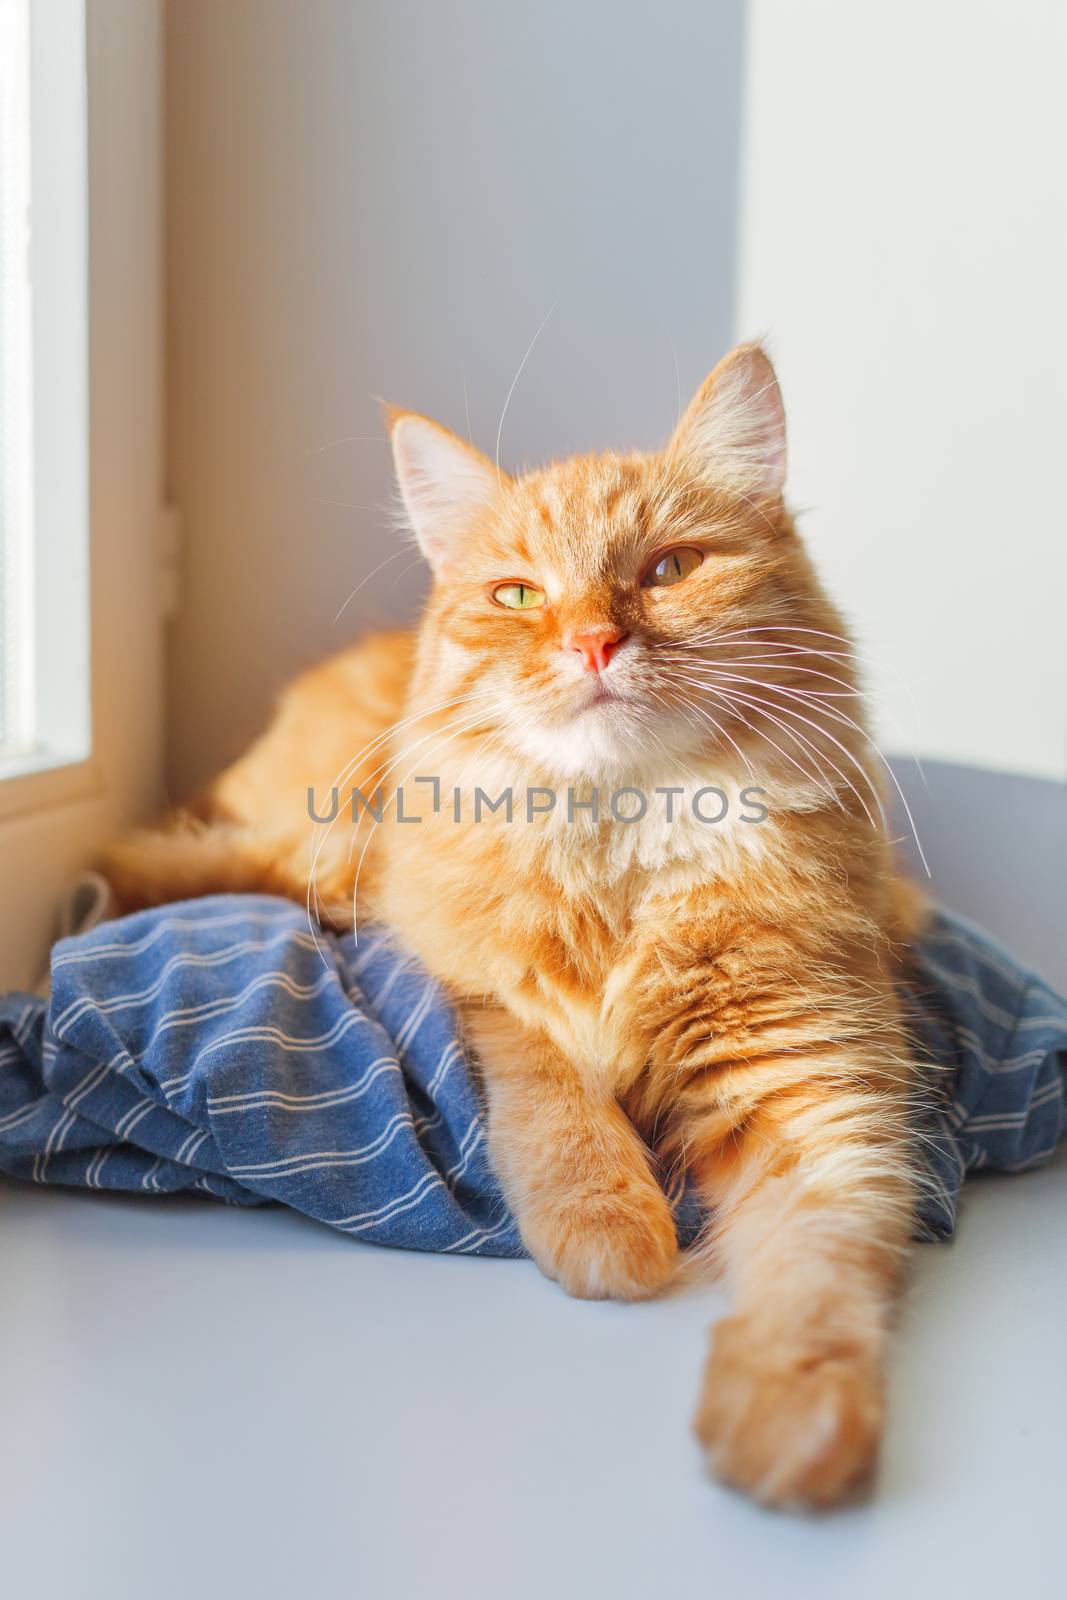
[0,0,34,755]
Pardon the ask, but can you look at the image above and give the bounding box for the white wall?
[165,0,745,795]
[737,0,1067,781]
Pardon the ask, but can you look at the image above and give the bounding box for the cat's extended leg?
[679,1054,914,1508]
[686,1075,914,1508]
[464,1008,679,1301]
[628,909,916,1508]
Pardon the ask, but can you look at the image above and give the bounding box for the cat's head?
[389,344,845,780]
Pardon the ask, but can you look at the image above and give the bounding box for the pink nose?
[565,628,629,674]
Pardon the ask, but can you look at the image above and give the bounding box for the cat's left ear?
[387,409,506,577]
[669,343,786,501]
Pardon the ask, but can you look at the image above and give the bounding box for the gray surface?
[2,759,1066,1598]
[2,1157,1065,1600]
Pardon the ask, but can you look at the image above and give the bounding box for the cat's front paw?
[693,1315,884,1509]
[520,1179,679,1301]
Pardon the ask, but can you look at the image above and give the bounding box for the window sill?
[0,750,102,824]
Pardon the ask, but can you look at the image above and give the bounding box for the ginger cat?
[106,345,926,1509]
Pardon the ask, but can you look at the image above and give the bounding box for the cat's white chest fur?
[574,779,772,889]
[606,785,768,878]
[508,755,778,891]
[433,746,790,896]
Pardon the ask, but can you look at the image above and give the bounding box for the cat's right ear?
[387,409,505,578]
[668,344,786,501]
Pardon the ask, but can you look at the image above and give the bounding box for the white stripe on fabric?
[33,1105,77,1183]
[175,1127,210,1164]
[52,928,326,1030]
[443,1116,484,1190]
[206,1054,400,1115]
[964,1077,1065,1133]
[58,966,343,1052]
[151,1003,376,1100]
[0,1100,43,1135]
[411,1041,465,1135]
[335,1169,444,1232]
[345,935,396,978]
[62,1060,113,1114]
[365,951,415,1011]
[52,1104,79,1154]
[952,1027,1048,1081]
[425,1039,462,1097]
[1002,1143,1062,1173]
[922,927,1052,995]
[11,1003,36,1046]
[50,905,307,968]
[410,1045,466,1136]
[444,1215,519,1255]
[114,1100,154,1141]
[921,955,1067,1033]
[228,1109,414,1179]
[86,1147,111,1189]
[394,979,437,1056]
[183,1009,375,1082]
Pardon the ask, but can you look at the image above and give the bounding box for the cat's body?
[105,347,927,1509]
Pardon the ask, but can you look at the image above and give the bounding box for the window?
[0,0,34,756]
[0,0,89,782]
[0,0,163,988]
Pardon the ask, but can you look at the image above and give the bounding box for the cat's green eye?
[492,582,545,611]
[644,546,704,588]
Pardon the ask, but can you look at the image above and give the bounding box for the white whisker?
[349,706,505,940]
[679,666,929,876]
[689,675,884,831]
[304,688,499,958]
[495,296,559,484]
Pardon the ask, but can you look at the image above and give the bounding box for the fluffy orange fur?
[104,346,928,1509]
